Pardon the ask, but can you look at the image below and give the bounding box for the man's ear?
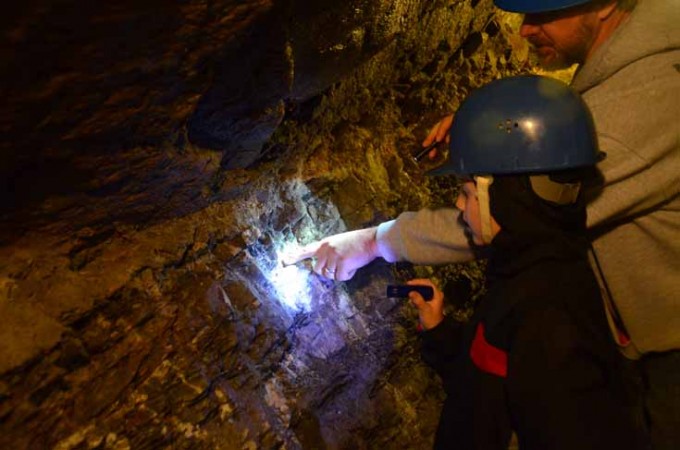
[597,1,618,20]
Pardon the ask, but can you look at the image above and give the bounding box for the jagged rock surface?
[0,0,532,448]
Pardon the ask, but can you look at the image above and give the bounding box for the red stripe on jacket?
[470,322,508,378]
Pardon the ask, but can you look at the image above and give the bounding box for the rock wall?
[0,0,533,448]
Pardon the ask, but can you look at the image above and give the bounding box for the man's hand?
[421,114,454,159]
[407,278,444,330]
[280,227,379,281]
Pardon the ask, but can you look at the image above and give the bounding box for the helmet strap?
[474,175,494,245]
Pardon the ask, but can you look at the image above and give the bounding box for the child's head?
[430,75,600,245]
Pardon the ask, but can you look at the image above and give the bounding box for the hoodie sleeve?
[420,316,465,391]
[375,208,474,264]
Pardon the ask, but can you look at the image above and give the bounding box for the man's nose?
[519,15,540,38]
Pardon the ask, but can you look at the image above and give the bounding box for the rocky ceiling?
[0,0,533,448]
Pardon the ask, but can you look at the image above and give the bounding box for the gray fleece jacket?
[376,0,680,355]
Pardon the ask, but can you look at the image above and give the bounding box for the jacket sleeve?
[420,316,464,391]
[375,208,475,264]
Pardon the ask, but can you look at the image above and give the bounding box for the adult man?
[288,0,679,447]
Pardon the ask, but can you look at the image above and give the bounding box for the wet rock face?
[189,0,410,167]
[0,0,531,448]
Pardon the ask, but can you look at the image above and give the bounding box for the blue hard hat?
[493,0,592,13]
[429,75,599,177]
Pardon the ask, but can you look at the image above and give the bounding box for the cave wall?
[0,0,533,448]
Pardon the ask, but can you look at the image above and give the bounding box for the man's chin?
[534,47,570,71]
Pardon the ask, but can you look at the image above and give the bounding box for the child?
[408,76,647,450]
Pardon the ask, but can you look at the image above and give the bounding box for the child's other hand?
[407,279,444,330]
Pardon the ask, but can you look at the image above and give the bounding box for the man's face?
[520,6,602,69]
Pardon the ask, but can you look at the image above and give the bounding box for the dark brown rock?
[0,0,530,447]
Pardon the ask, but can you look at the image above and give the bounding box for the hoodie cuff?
[421,316,460,347]
[376,220,401,263]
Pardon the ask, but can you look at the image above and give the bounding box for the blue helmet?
[493,0,592,13]
[429,75,599,177]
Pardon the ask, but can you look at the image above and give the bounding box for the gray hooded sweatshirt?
[376,0,680,355]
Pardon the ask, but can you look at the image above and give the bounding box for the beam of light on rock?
[268,241,315,312]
